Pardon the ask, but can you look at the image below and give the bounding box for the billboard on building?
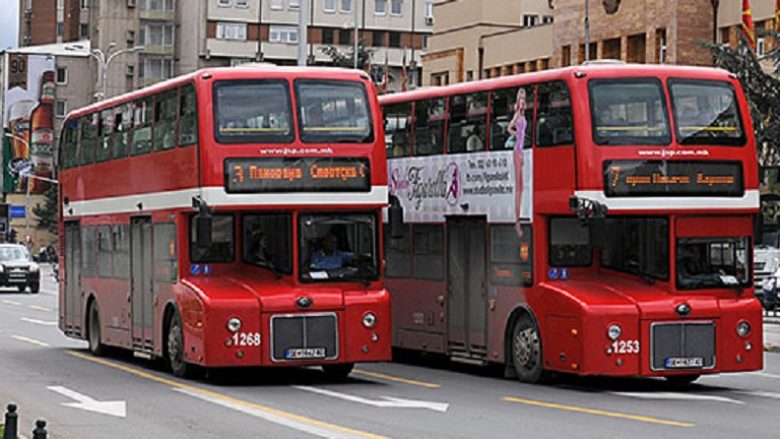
[2,52,56,194]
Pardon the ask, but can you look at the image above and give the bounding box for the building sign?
[224,157,370,193]
[604,160,743,197]
[388,150,532,222]
[2,53,56,194]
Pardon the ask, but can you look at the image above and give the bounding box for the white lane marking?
[293,386,450,412]
[611,391,744,405]
[739,390,780,400]
[174,388,372,439]
[755,372,780,380]
[48,386,126,418]
[2,299,22,306]
[11,335,51,347]
[29,305,53,312]
[21,317,57,326]
[729,371,780,380]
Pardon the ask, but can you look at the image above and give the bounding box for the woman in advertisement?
[507,88,529,237]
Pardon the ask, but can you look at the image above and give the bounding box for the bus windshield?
[299,213,378,282]
[676,237,750,290]
[669,79,745,146]
[590,78,671,146]
[296,80,373,144]
[213,80,294,143]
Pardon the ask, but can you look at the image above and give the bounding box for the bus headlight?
[362,312,377,328]
[227,317,242,333]
[736,321,751,338]
[607,324,622,341]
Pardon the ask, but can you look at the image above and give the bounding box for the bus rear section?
[380,64,762,383]
[58,67,392,378]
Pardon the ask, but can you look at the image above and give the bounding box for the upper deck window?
[295,80,373,144]
[669,79,745,146]
[213,80,293,144]
[590,78,671,146]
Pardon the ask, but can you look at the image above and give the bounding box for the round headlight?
[607,324,622,341]
[227,317,242,333]
[362,312,377,328]
[736,321,751,338]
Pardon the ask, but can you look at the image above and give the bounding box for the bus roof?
[66,65,372,120]
[378,63,736,105]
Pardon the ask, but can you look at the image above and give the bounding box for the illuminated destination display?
[225,157,370,193]
[603,160,743,197]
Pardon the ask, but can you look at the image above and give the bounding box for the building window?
[522,15,537,27]
[56,67,68,84]
[425,2,433,18]
[561,45,571,67]
[142,22,175,46]
[236,0,248,7]
[340,0,351,12]
[81,0,88,9]
[339,29,352,45]
[758,37,766,56]
[322,28,334,44]
[140,57,174,80]
[422,34,428,49]
[269,25,298,43]
[140,0,174,11]
[57,22,64,37]
[57,0,63,9]
[720,27,730,46]
[270,0,283,9]
[289,0,300,8]
[373,31,386,46]
[391,0,402,15]
[217,22,247,40]
[375,0,386,14]
[55,100,67,118]
[217,0,230,6]
[324,0,335,11]
[80,24,89,38]
[388,31,401,48]
[542,15,553,24]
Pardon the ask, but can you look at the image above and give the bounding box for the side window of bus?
[490,224,533,287]
[490,86,534,151]
[384,103,412,158]
[384,224,411,278]
[81,226,97,277]
[413,224,444,280]
[154,223,178,283]
[448,93,487,154]
[413,98,445,156]
[154,90,178,151]
[62,118,79,169]
[80,114,97,165]
[96,108,113,162]
[132,97,153,155]
[96,225,113,278]
[179,84,198,146]
[112,224,130,279]
[536,81,573,147]
[549,217,590,267]
[190,215,234,263]
[112,104,131,159]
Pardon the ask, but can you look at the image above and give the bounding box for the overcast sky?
[0,0,19,50]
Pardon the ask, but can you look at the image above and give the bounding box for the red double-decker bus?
[380,63,762,383]
[57,66,392,378]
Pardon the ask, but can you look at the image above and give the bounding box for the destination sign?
[603,160,743,197]
[225,157,370,193]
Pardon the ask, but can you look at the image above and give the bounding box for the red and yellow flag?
[775,0,780,32]
[742,0,756,49]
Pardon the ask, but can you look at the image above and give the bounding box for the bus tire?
[665,374,700,386]
[29,283,39,294]
[322,363,354,381]
[166,310,195,378]
[511,314,544,383]
[87,301,107,356]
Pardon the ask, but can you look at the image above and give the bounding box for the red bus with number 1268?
[57,66,393,378]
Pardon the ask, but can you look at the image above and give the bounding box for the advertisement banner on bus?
[388,150,532,222]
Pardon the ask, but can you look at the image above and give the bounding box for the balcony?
[139,9,175,21]
[206,39,259,58]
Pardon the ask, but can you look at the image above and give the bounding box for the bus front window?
[590,79,671,146]
[601,217,669,281]
[295,80,373,144]
[669,80,745,146]
[213,80,293,144]
[676,237,750,290]
[299,213,378,282]
[243,214,292,276]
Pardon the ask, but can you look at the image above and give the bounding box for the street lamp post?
[91,43,145,101]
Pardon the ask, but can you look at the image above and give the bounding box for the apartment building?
[18,0,91,46]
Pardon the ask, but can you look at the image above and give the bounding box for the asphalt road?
[1,268,780,439]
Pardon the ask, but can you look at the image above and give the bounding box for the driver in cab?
[311,234,353,270]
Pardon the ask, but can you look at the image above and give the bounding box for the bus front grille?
[651,322,716,371]
[270,313,338,362]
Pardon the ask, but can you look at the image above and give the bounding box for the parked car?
[0,244,40,294]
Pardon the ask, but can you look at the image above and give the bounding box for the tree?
[707,35,780,166]
[320,40,374,71]
[32,185,57,234]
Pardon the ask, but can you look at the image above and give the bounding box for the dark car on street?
[0,244,40,293]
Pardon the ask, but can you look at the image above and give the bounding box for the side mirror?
[388,195,405,239]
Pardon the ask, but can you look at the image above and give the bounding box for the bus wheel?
[511,315,543,383]
[322,363,354,381]
[665,375,700,386]
[87,301,106,356]
[167,311,194,378]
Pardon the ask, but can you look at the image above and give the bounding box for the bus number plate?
[665,357,704,368]
[285,347,326,360]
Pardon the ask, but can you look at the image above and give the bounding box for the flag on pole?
[775,0,780,33]
[382,51,389,93]
[741,0,756,49]
[401,50,408,92]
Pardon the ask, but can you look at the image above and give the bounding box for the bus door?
[131,217,154,351]
[63,222,82,335]
[446,216,488,359]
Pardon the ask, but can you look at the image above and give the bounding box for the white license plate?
[665,357,704,368]
[285,347,326,360]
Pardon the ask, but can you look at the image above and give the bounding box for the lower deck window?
[676,237,750,290]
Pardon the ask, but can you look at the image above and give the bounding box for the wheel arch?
[83,292,98,341]
[161,300,179,359]
[503,304,542,368]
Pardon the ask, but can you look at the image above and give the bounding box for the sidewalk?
[764,316,780,352]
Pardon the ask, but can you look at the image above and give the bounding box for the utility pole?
[410,0,416,88]
[354,0,360,69]
[298,0,309,66]
[90,43,145,101]
[584,0,590,62]
[711,0,720,44]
